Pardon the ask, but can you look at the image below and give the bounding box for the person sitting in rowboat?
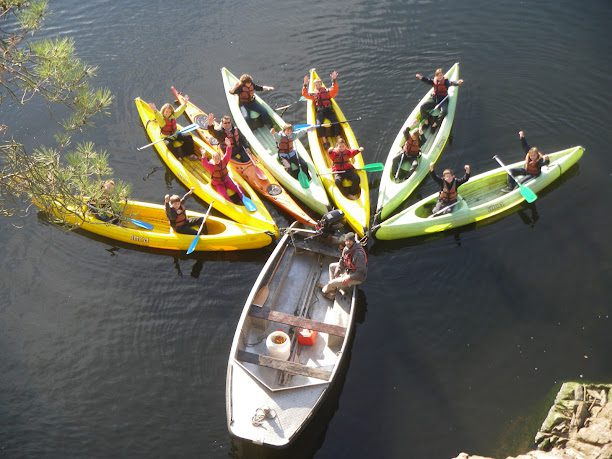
[302,71,339,150]
[396,127,423,180]
[87,180,121,224]
[200,138,246,203]
[429,163,471,216]
[164,188,207,235]
[206,113,251,162]
[321,232,367,299]
[328,137,363,199]
[228,74,274,127]
[501,130,550,193]
[415,68,463,131]
[149,99,196,160]
[270,124,312,180]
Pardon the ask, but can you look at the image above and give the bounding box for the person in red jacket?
[328,137,363,198]
[200,138,245,202]
[164,188,207,235]
[416,67,464,130]
[321,232,367,299]
[229,73,274,127]
[302,70,339,149]
[502,130,550,192]
[429,162,471,216]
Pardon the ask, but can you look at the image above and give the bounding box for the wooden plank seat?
[237,350,332,381]
[248,305,346,337]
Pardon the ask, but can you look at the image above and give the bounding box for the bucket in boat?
[266,331,290,360]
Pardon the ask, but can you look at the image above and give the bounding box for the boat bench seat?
[248,305,346,337]
[237,350,332,381]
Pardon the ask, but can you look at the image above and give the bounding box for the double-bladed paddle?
[137,123,199,151]
[293,116,363,132]
[493,155,538,203]
[318,162,384,176]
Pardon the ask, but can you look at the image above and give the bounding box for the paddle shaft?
[318,163,384,175]
[428,200,460,218]
[137,123,198,151]
[294,116,363,132]
[493,155,538,203]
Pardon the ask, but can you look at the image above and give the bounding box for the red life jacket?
[224,126,240,148]
[342,244,367,273]
[525,153,543,176]
[161,117,177,136]
[277,133,294,153]
[403,135,420,157]
[315,88,332,109]
[330,148,354,171]
[439,179,457,202]
[238,82,255,104]
[432,78,448,98]
[211,162,229,183]
[174,204,187,227]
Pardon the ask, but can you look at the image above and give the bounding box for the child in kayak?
[429,162,471,216]
[164,188,207,235]
[502,130,550,192]
[150,99,196,160]
[302,70,339,150]
[396,127,422,180]
[87,179,120,224]
[228,74,274,127]
[270,124,311,180]
[200,138,246,202]
[416,68,463,130]
[206,113,251,162]
[328,137,363,199]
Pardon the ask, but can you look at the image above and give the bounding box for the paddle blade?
[293,123,312,132]
[519,184,538,203]
[186,236,199,255]
[297,169,310,189]
[130,218,154,230]
[242,195,257,212]
[360,162,384,173]
[252,285,269,307]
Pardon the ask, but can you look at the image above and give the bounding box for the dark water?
[2,0,611,457]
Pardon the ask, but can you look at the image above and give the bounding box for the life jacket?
[223,126,240,148]
[173,204,187,227]
[277,132,294,153]
[342,243,368,273]
[238,82,255,104]
[525,153,543,176]
[439,179,458,202]
[432,78,448,98]
[315,88,332,110]
[161,117,177,136]
[211,161,229,183]
[330,148,354,171]
[403,135,420,157]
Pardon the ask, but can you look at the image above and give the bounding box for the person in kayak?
[321,232,367,299]
[200,138,246,202]
[228,73,274,127]
[328,137,363,198]
[396,127,422,179]
[429,162,471,215]
[150,99,196,160]
[502,130,550,192]
[302,71,339,150]
[416,68,463,131]
[87,179,120,224]
[270,124,311,180]
[206,113,251,162]
[164,187,207,235]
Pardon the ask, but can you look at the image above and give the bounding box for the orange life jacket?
[161,117,177,136]
[432,78,448,98]
[525,153,543,176]
[439,179,457,202]
[315,88,332,109]
[211,162,229,183]
[330,148,354,171]
[277,133,294,153]
[174,204,187,227]
[342,244,367,272]
[238,82,255,104]
[403,135,420,157]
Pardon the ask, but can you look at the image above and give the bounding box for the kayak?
[134,97,279,237]
[373,146,584,240]
[170,86,317,227]
[220,67,330,217]
[37,198,274,251]
[306,68,370,238]
[376,62,460,222]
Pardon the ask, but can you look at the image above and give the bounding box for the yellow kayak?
[134,97,279,237]
[38,198,274,251]
[306,69,370,238]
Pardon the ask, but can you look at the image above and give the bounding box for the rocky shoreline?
[454,383,612,459]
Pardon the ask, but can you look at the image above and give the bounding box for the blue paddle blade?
[519,185,538,203]
[186,236,199,255]
[242,195,257,212]
[130,218,153,230]
[293,123,312,132]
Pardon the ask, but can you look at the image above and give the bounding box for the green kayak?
[373,146,585,240]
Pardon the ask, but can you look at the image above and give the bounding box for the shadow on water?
[229,289,368,459]
[370,163,581,255]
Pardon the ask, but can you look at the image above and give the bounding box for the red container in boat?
[297,328,317,346]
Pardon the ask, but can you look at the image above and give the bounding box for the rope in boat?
[252,406,276,427]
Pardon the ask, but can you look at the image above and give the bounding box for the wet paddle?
[137,123,199,151]
[493,155,538,203]
[293,116,363,132]
[186,201,214,255]
[318,162,384,175]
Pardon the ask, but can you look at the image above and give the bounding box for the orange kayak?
[171,87,317,227]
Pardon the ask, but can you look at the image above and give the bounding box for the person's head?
[314,78,323,90]
[169,194,181,209]
[434,68,444,80]
[442,168,455,183]
[282,123,293,134]
[221,115,232,129]
[409,128,419,139]
[335,136,346,151]
[343,232,356,247]
[239,74,253,85]
[160,103,174,119]
[211,151,223,165]
[101,179,115,193]
[527,146,541,160]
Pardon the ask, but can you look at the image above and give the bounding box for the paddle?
[293,116,363,132]
[297,168,310,189]
[493,155,538,203]
[129,218,154,230]
[241,194,257,212]
[137,123,199,151]
[318,162,384,175]
[186,201,214,254]
[243,148,268,181]
[274,96,306,112]
[427,200,460,218]
[252,242,290,307]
